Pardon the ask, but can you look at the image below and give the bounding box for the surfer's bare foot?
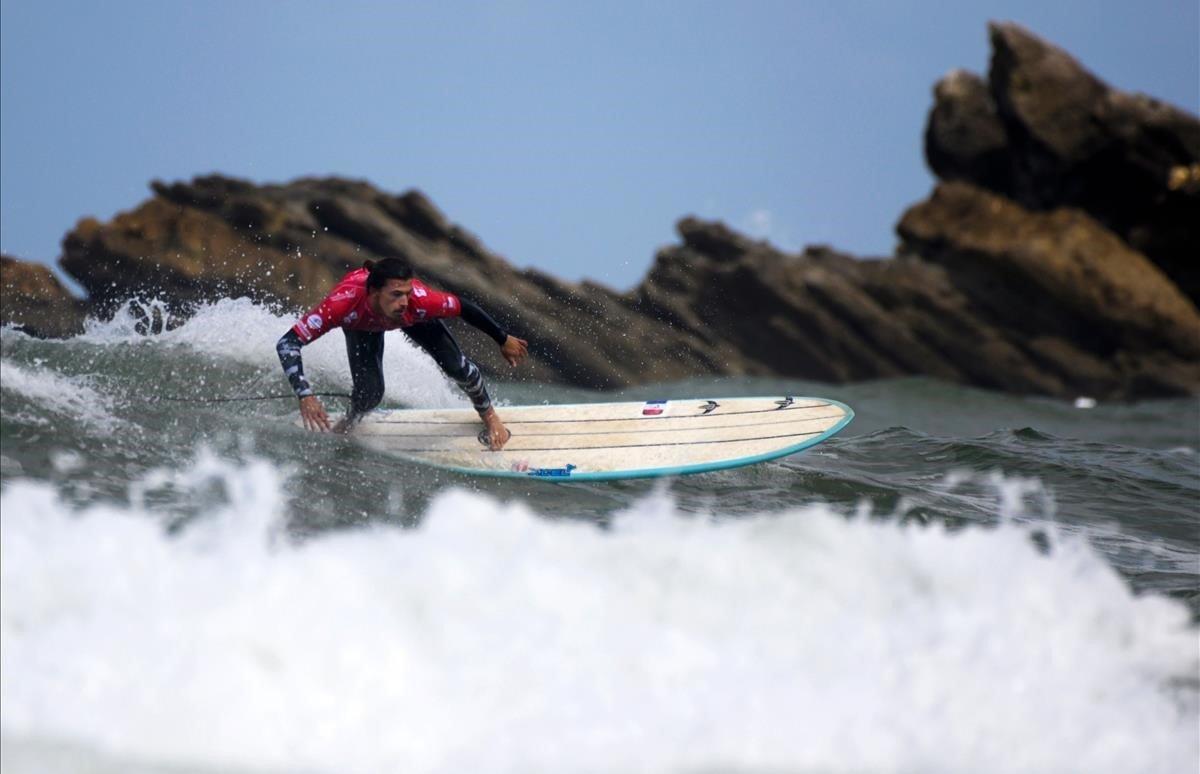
[489,427,512,451]
[332,413,362,434]
[482,409,510,451]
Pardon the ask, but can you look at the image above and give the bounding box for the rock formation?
[897,182,1200,397]
[925,22,1200,303]
[5,22,1197,400]
[0,254,87,338]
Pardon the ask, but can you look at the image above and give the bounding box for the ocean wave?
[0,359,119,432]
[12,296,467,411]
[1,450,1195,774]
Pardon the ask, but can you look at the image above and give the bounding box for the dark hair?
[363,258,414,290]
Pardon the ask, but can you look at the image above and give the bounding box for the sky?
[1,0,1197,292]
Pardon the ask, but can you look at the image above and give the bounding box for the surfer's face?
[370,278,413,321]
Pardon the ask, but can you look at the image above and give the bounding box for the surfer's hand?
[482,408,511,451]
[299,395,332,432]
[500,335,528,367]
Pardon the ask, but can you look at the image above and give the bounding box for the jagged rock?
[58,176,723,389]
[898,182,1200,397]
[926,22,1200,302]
[52,168,1200,399]
[0,255,87,338]
[633,233,1075,396]
[925,69,1013,192]
[1168,164,1200,193]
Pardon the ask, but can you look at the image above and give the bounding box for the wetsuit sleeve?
[459,298,509,345]
[276,330,313,397]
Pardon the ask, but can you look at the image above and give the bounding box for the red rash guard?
[291,269,461,344]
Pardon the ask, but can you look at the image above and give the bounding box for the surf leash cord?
[156,391,353,403]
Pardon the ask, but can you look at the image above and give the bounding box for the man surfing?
[276,258,528,450]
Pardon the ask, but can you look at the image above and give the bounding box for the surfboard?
[350,395,853,481]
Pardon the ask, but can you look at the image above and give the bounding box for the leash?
[156,391,352,403]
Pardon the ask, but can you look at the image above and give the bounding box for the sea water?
[1,299,1197,773]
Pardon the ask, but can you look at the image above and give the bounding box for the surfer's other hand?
[500,335,528,367]
[299,395,332,432]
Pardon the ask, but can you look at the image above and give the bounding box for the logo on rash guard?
[344,311,358,324]
[307,314,323,330]
[412,286,427,298]
[443,297,457,311]
[329,289,357,302]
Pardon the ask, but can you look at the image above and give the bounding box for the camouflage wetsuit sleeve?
[277,281,362,398]
[276,330,312,398]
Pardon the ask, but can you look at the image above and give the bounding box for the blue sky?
[2,0,1196,291]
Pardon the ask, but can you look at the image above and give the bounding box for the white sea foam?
[0,359,118,431]
[1,454,1196,774]
[78,297,465,410]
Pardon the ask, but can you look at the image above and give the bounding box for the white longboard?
[351,396,853,481]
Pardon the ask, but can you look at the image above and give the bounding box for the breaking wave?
[1,449,1195,774]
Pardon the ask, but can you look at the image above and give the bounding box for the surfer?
[276,258,528,449]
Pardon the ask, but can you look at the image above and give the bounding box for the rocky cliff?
[925,23,1200,302]
[4,22,1197,400]
[0,255,87,339]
